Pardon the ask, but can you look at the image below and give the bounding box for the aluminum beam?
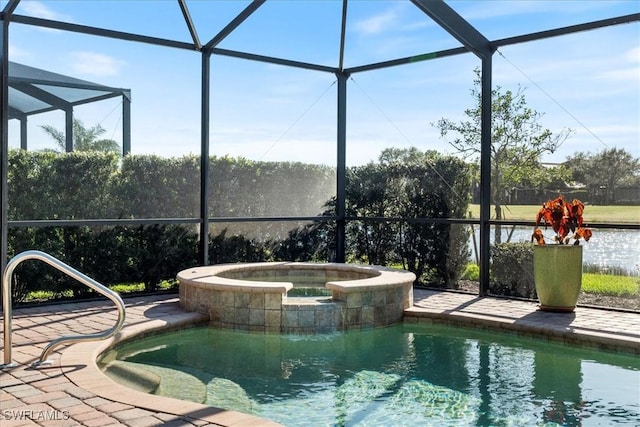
[338,0,348,71]
[11,15,195,51]
[122,95,131,156]
[212,47,337,74]
[199,51,211,265]
[410,0,493,59]
[1,0,21,17]
[346,46,468,74]
[11,81,73,111]
[494,13,640,48]
[478,57,492,296]
[178,0,201,50]
[0,15,9,296]
[335,72,348,263]
[204,0,266,50]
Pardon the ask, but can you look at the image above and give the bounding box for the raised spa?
[177,262,416,333]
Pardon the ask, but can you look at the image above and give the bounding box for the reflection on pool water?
[99,323,640,426]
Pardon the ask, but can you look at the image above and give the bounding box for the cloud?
[351,2,433,36]
[627,46,640,62]
[449,0,609,22]
[450,1,550,21]
[69,52,124,77]
[14,1,72,34]
[18,1,70,21]
[8,43,32,62]
[601,67,640,85]
[605,46,640,82]
[353,9,399,35]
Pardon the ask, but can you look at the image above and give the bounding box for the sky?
[4,0,640,167]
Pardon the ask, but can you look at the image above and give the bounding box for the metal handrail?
[2,250,126,368]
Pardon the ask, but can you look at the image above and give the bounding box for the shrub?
[490,242,535,298]
[125,225,199,292]
[208,228,271,264]
[461,263,480,281]
[6,227,67,303]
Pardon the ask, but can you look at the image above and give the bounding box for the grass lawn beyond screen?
[468,204,640,223]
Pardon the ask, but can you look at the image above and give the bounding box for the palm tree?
[40,119,121,152]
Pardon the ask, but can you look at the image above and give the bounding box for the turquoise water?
[100,324,640,426]
[287,286,333,297]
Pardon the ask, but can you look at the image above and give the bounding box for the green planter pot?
[533,245,583,312]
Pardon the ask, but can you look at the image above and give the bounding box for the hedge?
[5,149,471,302]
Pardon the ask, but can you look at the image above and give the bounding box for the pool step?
[103,361,208,403]
[206,377,259,415]
[102,361,161,394]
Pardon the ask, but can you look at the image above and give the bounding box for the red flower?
[532,196,592,245]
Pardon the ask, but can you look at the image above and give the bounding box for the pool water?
[100,323,640,426]
[286,286,333,297]
[240,274,337,297]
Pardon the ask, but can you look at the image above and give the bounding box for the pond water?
[100,323,640,426]
[470,228,640,273]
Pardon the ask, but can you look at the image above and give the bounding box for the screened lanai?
[1,1,639,302]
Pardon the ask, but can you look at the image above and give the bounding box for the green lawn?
[25,272,637,304]
[468,204,640,223]
[24,281,177,303]
[462,263,639,296]
[582,273,639,297]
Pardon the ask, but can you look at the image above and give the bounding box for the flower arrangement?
[531,195,593,245]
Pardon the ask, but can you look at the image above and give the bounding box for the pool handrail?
[1,250,126,368]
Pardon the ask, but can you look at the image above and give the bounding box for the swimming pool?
[99,323,640,426]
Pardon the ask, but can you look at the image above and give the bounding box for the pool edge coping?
[60,311,283,427]
[177,262,417,293]
[404,306,640,355]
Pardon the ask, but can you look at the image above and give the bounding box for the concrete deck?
[1,290,639,426]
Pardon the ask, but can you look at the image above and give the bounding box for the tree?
[434,68,572,243]
[346,147,471,287]
[565,148,640,204]
[40,118,121,152]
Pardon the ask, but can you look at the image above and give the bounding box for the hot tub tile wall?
[347,307,361,328]
[362,306,374,326]
[219,290,234,306]
[235,292,250,309]
[265,293,282,309]
[235,307,250,328]
[329,284,412,330]
[265,310,282,332]
[249,293,264,309]
[178,263,416,333]
[316,304,342,331]
[282,306,299,330]
[180,285,284,331]
[281,299,344,333]
[298,307,315,328]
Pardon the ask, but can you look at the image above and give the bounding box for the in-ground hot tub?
[178,262,416,333]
